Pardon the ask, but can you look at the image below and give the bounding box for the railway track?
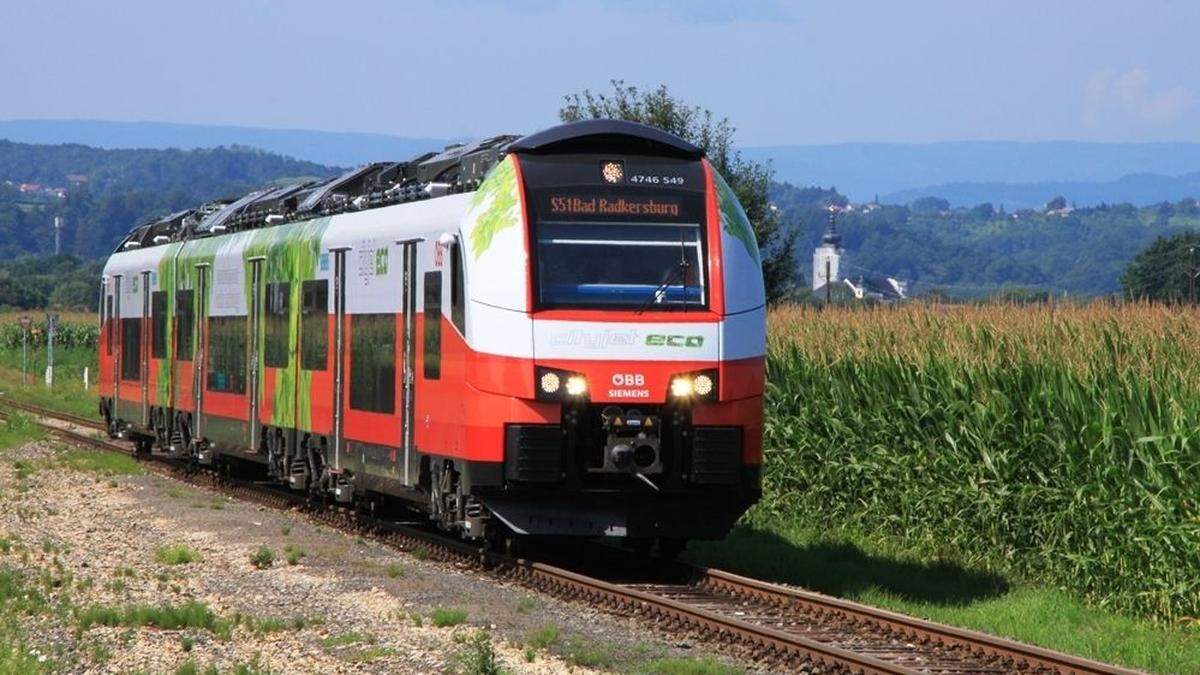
[2,398,1139,675]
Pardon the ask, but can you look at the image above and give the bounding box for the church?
[811,215,906,303]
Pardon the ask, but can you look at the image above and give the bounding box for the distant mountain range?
[0,119,451,168]
[882,172,1200,210]
[742,141,1200,201]
[4,120,1200,208]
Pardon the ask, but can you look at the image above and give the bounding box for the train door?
[247,257,265,452]
[400,240,418,484]
[110,275,121,412]
[192,263,210,447]
[330,247,349,472]
[140,270,151,428]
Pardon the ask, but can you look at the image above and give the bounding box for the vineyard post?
[18,315,31,386]
[45,312,58,388]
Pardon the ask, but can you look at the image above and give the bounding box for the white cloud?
[1084,68,1194,127]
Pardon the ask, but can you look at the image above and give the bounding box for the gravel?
[0,439,744,673]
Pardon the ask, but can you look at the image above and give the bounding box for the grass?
[0,342,98,420]
[76,601,218,631]
[249,547,275,569]
[689,524,1200,674]
[0,567,51,673]
[320,631,369,649]
[57,447,142,476]
[515,596,538,614]
[558,634,615,669]
[383,562,404,578]
[282,544,305,566]
[636,657,742,675]
[431,607,468,627]
[154,543,201,566]
[526,623,559,650]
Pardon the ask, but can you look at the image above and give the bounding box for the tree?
[1045,195,1068,211]
[1120,232,1200,302]
[910,196,949,215]
[559,80,799,303]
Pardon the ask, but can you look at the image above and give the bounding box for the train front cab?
[454,121,766,542]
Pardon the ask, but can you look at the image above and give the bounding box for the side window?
[450,240,465,335]
[151,291,168,359]
[300,280,328,371]
[264,282,290,368]
[423,271,442,380]
[120,318,141,380]
[206,316,247,393]
[349,313,395,413]
[175,290,194,360]
[105,295,113,356]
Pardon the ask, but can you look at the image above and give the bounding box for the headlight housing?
[668,369,718,402]
[535,366,588,401]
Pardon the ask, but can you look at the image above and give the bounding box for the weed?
[410,612,423,627]
[457,632,504,675]
[637,657,742,675]
[87,641,112,664]
[279,523,291,536]
[524,646,536,663]
[320,631,368,649]
[285,548,305,566]
[58,448,143,476]
[560,635,614,668]
[155,543,201,566]
[526,623,559,650]
[346,646,397,663]
[431,607,467,627]
[77,601,218,631]
[515,596,538,614]
[383,563,404,578]
[249,547,276,569]
[180,635,195,652]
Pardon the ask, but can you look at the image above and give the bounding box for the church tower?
[812,211,842,291]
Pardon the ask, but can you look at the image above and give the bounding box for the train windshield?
[535,221,706,309]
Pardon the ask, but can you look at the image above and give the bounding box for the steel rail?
[3,398,1140,674]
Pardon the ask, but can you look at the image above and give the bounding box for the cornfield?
[761,302,1200,622]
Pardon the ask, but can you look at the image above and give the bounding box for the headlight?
[539,371,561,395]
[670,377,694,398]
[535,367,587,401]
[670,369,717,401]
[565,375,588,396]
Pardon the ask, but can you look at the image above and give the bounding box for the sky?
[2,0,1198,146]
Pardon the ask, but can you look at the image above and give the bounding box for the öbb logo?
[645,334,704,348]
[612,373,645,386]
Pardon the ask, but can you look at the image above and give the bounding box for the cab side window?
[423,271,442,380]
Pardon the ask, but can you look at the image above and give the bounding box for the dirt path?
[0,439,741,674]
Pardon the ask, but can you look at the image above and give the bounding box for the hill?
[882,172,1200,210]
[745,141,1200,203]
[772,182,1200,297]
[0,140,339,258]
[0,119,451,168]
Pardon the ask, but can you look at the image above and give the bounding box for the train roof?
[111,121,705,254]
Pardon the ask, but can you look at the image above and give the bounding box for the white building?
[812,219,842,291]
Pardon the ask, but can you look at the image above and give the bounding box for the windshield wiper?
[636,233,691,315]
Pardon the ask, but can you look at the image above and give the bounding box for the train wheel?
[133,436,153,457]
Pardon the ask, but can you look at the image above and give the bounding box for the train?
[98,119,765,553]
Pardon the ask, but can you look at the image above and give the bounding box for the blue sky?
[2,0,1197,145]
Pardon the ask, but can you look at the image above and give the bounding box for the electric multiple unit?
[97,120,766,550]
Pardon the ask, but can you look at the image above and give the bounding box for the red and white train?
[98,120,765,550]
